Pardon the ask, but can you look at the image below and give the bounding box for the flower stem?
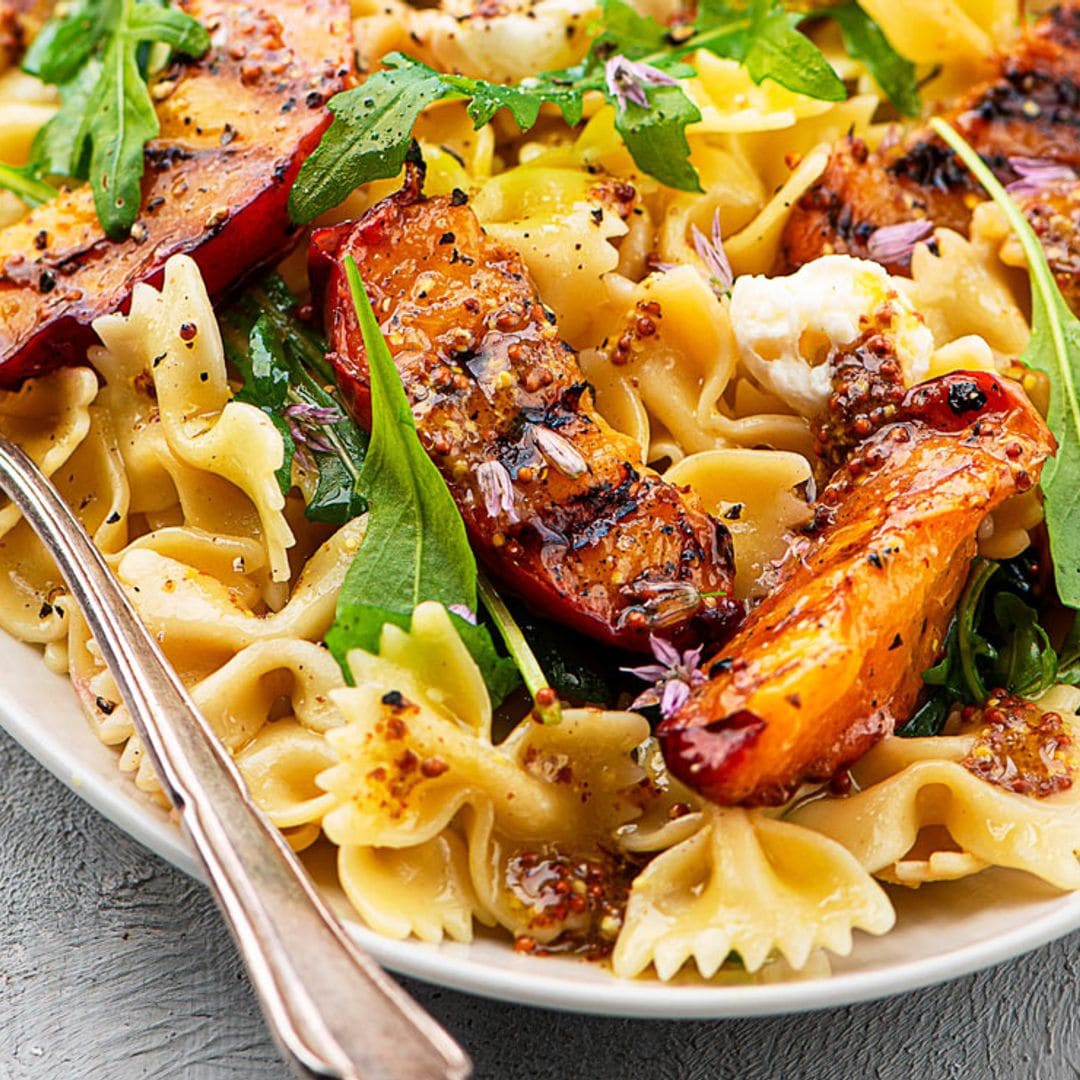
[478,573,562,724]
[0,164,57,207]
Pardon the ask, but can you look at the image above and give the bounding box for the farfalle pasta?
[319,602,650,944]
[90,256,296,583]
[2,0,1080,991]
[320,603,898,968]
[790,686,1080,891]
[614,806,894,979]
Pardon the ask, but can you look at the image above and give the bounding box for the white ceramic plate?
[5,632,1080,1018]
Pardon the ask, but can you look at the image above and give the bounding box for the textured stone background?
[3,728,1080,1080]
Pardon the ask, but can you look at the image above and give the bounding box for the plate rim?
[5,657,1080,1019]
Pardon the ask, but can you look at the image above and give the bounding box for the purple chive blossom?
[476,459,519,523]
[621,635,706,719]
[604,55,679,113]
[691,210,733,293]
[533,426,588,478]
[1006,156,1077,197]
[448,603,478,625]
[866,219,934,264]
[284,401,343,458]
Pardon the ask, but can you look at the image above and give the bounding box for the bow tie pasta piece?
[347,596,493,743]
[582,266,815,465]
[656,144,766,273]
[109,516,366,668]
[320,603,649,849]
[69,519,363,803]
[582,267,769,465]
[722,144,832,279]
[196,639,346,751]
[0,369,105,653]
[121,637,347,807]
[856,0,1007,69]
[472,164,631,349]
[338,837,484,945]
[235,720,339,847]
[790,686,1080,890]
[0,367,96,538]
[93,632,344,759]
[904,213,1031,361]
[0,71,58,228]
[113,529,270,610]
[612,806,894,980]
[318,602,653,946]
[89,254,295,582]
[665,448,813,599]
[684,53,839,136]
[68,530,269,741]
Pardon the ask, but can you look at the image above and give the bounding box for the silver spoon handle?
[0,436,470,1080]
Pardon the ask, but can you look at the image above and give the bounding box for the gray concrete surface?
[3,727,1080,1079]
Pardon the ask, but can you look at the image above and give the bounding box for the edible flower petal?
[533,425,588,478]
[285,400,345,458]
[866,219,933,263]
[1006,157,1077,197]
[622,635,705,718]
[476,459,520,522]
[604,55,679,114]
[691,210,733,293]
[447,603,479,625]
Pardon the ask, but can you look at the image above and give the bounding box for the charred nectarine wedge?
[311,165,739,652]
[659,371,1056,805]
[0,0,351,384]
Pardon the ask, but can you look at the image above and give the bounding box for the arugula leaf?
[931,118,1080,610]
[902,561,998,738]
[456,615,525,707]
[898,555,1064,737]
[232,316,297,494]
[125,3,211,52]
[454,71,589,130]
[288,64,448,225]
[894,694,952,738]
[23,0,118,84]
[919,616,965,701]
[824,2,920,117]
[228,273,558,712]
[239,275,338,385]
[306,439,367,524]
[1056,616,1080,684]
[239,316,291,408]
[326,257,519,704]
[614,83,703,193]
[85,30,160,238]
[30,60,102,178]
[741,0,846,102]
[509,606,620,706]
[4,0,209,236]
[222,275,368,524]
[331,257,477,639]
[289,0,867,221]
[595,0,669,57]
[993,591,1058,697]
[956,557,999,703]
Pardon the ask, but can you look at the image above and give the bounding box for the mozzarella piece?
[409,0,597,84]
[729,255,934,417]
